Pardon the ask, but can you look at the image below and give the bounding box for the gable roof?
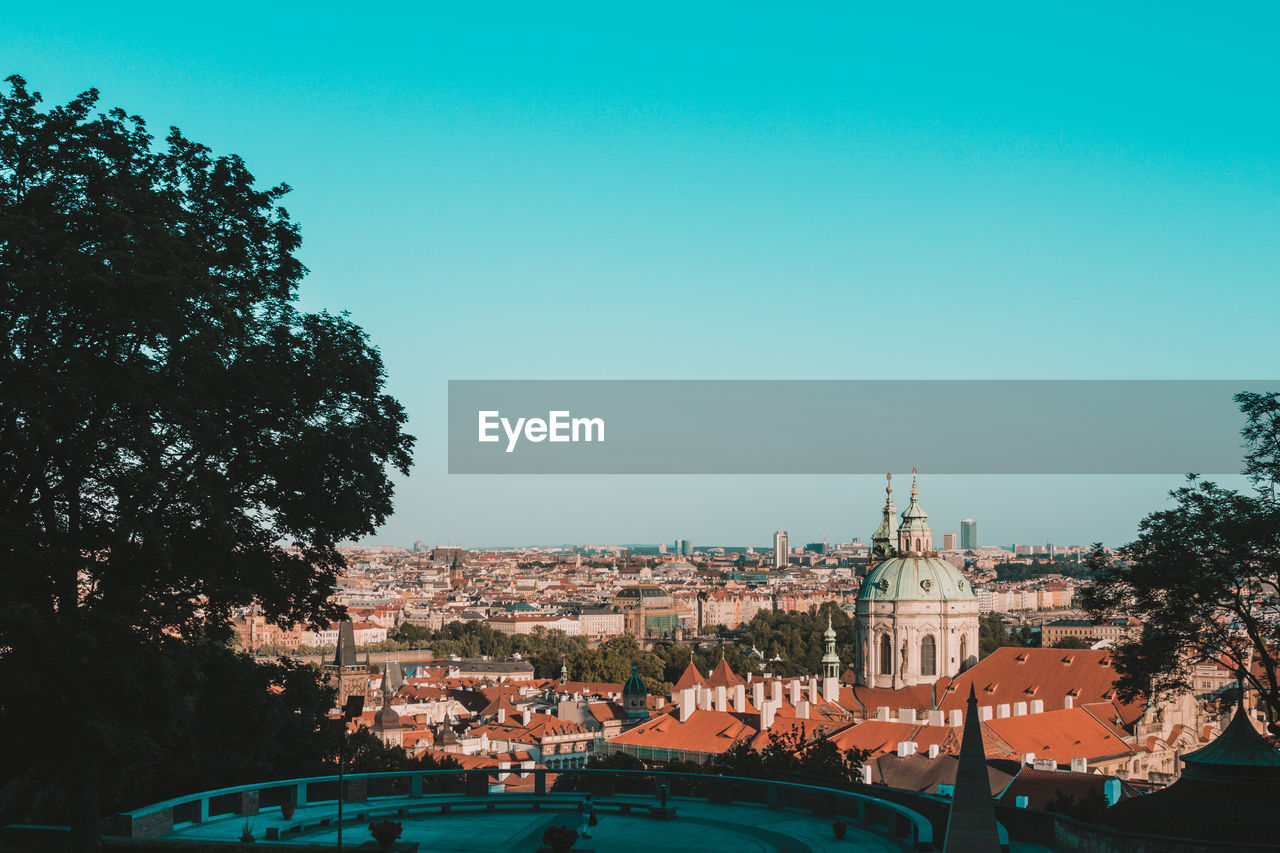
[610,709,756,755]
[983,707,1135,764]
[938,648,1146,726]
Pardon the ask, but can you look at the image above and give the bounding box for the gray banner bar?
[447,380,1271,474]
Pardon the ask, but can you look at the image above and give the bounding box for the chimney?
[679,688,695,722]
[949,709,963,727]
[1023,752,1036,765]
[1064,695,1074,709]
[771,680,783,705]
[859,765,872,785]
[808,677,819,702]
[733,684,746,711]
[746,672,753,682]
[1030,699,1044,714]
[796,700,810,719]
[1013,701,1028,716]
[996,703,1011,719]
[928,744,940,759]
[979,706,994,721]
[698,687,712,711]
[715,685,727,713]
[823,676,840,702]
[521,709,531,726]
[752,682,764,708]
[1070,757,1088,773]
[789,680,801,706]
[1033,758,1058,771]
[497,708,506,724]
[899,708,917,724]
[760,701,777,731]
[1015,796,1029,808]
[927,710,944,727]
[897,741,911,757]
[876,706,890,721]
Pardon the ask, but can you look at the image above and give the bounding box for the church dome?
[857,555,976,602]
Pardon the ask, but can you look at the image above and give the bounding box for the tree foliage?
[1082,392,1280,727]
[717,728,869,784]
[0,76,414,836]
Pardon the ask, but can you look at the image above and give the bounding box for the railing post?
[296,782,307,807]
[535,770,546,795]
[767,782,780,810]
[411,773,423,798]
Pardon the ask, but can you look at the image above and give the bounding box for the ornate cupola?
[821,615,841,679]
[622,665,650,719]
[897,468,933,555]
[870,473,899,561]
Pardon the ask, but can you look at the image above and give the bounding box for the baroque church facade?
[854,472,980,689]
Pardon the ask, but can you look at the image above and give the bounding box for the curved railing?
[112,767,936,849]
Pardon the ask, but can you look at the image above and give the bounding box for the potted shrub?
[280,798,296,820]
[369,819,403,850]
[832,819,848,840]
[239,820,255,843]
[541,824,579,853]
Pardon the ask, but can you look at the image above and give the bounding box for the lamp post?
[331,695,365,852]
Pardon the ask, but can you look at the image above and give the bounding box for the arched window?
[879,633,892,675]
[959,635,968,670]
[920,635,937,676]
[915,537,921,551]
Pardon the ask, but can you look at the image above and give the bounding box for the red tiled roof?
[610,709,756,755]
[673,661,706,691]
[984,707,1135,764]
[938,648,1146,726]
[707,658,746,688]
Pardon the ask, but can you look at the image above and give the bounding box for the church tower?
[869,473,898,562]
[820,615,841,700]
[855,471,979,689]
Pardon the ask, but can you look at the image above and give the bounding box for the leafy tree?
[978,612,1035,657]
[718,728,868,784]
[0,76,414,843]
[1050,636,1092,650]
[1082,392,1280,730]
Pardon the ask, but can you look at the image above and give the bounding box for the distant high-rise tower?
[673,538,691,557]
[960,519,978,550]
[773,530,789,568]
[942,533,957,550]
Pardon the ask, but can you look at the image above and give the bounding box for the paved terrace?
[109,769,957,851]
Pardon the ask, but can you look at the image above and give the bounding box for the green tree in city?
[1082,392,1280,730]
[718,728,868,784]
[0,76,414,843]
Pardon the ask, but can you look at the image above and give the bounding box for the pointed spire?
[899,468,933,553]
[943,685,1001,852]
[871,473,899,561]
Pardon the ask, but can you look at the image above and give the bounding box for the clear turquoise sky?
[7,4,1277,547]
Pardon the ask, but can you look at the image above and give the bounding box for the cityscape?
[3,6,1279,853]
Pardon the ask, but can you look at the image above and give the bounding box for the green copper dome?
[857,555,977,602]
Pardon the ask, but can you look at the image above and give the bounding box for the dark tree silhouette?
[0,76,414,843]
[1082,392,1280,730]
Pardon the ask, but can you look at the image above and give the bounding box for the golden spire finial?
[885,472,892,495]
[911,466,918,496]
